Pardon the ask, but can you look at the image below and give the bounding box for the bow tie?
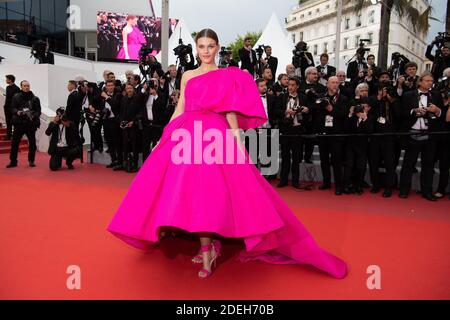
[260,95,266,98]
[289,95,297,99]
[419,92,428,96]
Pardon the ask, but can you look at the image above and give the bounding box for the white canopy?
[253,12,293,78]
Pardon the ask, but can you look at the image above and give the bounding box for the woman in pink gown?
[107,29,348,279]
[116,15,146,60]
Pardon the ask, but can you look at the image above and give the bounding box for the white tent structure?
[155,18,197,67]
[253,13,293,78]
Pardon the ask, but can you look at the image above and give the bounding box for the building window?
[323,42,328,53]
[344,37,349,50]
[300,14,304,19]
[313,44,318,55]
[316,8,320,14]
[355,35,360,48]
[299,31,303,41]
[326,4,330,9]
[369,10,375,23]
[292,33,296,44]
[344,18,350,30]
[308,11,311,16]
[412,40,415,51]
[368,32,373,44]
[356,14,362,27]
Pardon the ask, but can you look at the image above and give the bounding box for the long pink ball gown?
[107,66,347,279]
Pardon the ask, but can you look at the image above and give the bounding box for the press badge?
[377,117,386,124]
[325,115,333,127]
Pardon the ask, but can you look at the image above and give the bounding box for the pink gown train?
[107,66,348,279]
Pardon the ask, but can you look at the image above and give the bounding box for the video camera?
[432,32,450,49]
[219,46,233,68]
[30,39,47,64]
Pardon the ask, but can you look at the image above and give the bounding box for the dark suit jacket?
[275,92,311,133]
[316,64,336,80]
[5,84,21,110]
[66,91,82,123]
[266,56,278,78]
[259,93,277,128]
[238,47,257,75]
[346,60,368,81]
[400,90,444,134]
[139,93,167,126]
[45,121,81,155]
[314,93,349,134]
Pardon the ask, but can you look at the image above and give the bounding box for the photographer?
[336,71,354,99]
[239,37,258,76]
[3,75,21,141]
[6,80,41,168]
[367,81,401,197]
[130,74,143,94]
[219,47,238,69]
[45,108,81,171]
[82,82,104,153]
[100,80,123,169]
[388,52,409,81]
[256,78,277,180]
[66,80,82,129]
[316,53,336,86]
[272,73,289,97]
[261,67,275,92]
[343,95,373,195]
[346,47,368,82]
[117,83,142,172]
[165,89,180,125]
[276,77,310,189]
[367,54,381,78]
[262,46,278,79]
[314,76,349,195]
[139,79,167,162]
[396,62,419,97]
[398,72,444,201]
[425,33,450,82]
[292,41,314,79]
[300,66,326,163]
[165,65,181,97]
[434,79,450,199]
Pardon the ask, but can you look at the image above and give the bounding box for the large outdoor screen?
[97,11,178,61]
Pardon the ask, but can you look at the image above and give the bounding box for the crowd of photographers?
[2,34,449,201]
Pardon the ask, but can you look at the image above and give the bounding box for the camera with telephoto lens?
[435,76,450,99]
[432,32,450,49]
[30,39,47,63]
[378,80,397,97]
[218,46,232,68]
[353,104,365,114]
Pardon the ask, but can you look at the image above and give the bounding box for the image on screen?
[97,11,179,61]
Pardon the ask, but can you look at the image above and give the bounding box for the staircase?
[0,127,29,155]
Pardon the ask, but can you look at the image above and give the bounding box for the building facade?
[285,0,429,72]
[0,0,70,54]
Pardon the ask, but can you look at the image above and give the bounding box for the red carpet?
[0,151,449,300]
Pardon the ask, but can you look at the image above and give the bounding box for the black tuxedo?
[3,83,21,139]
[139,93,168,161]
[238,47,257,76]
[367,97,401,190]
[119,94,142,168]
[41,51,54,64]
[45,121,81,170]
[9,91,41,164]
[292,52,314,78]
[66,90,82,128]
[102,92,123,164]
[316,64,336,81]
[315,93,349,191]
[346,60,368,81]
[399,90,444,196]
[343,114,373,190]
[266,56,278,78]
[275,92,310,185]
